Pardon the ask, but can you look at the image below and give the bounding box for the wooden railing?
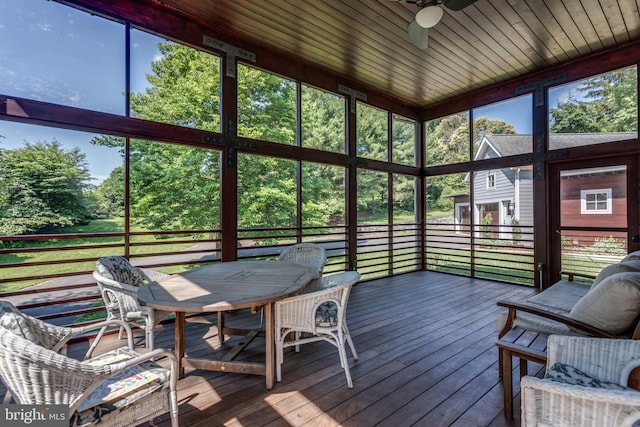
[2,220,515,327]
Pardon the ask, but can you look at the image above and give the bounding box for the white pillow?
[0,301,44,346]
[569,272,640,335]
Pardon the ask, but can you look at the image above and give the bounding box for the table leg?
[175,311,185,378]
[502,348,513,419]
[265,303,274,389]
[217,311,225,345]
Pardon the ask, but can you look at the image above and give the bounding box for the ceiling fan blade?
[442,0,477,11]
[408,20,429,50]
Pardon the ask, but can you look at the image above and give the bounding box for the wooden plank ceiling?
[153,0,640,109]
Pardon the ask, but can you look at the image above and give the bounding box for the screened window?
[301,162,346,227]
[0,0,125,114]
[357,102,388,162]
[129,140,221,231]
[0,120,127,289]
[548,66,638,150]
[237,153,296,230]
[301,85,346,153]
[392,115,416,166]
[473,95,533,158]
[425,172,471,276]
[130,29,222,132]
[581,189,611,214]
[425,111,470,166]
[237,65,296,144]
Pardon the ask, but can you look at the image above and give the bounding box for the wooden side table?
[496,327,549,419]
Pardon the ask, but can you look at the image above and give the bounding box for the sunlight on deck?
[263,391,339,425]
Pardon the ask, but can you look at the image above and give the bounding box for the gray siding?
[474,168,515,204]
[517,169,534,226]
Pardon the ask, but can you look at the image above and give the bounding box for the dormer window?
[486,173,495,189]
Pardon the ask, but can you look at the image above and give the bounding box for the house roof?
[477,132,638,159]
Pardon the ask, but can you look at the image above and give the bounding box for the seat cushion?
[526,280,590,312]
[96,256,146,286]
[569,272,640,335]
[72,347,170,426]
[496,310,576,336]
[315,302,338,327]
[545,362,629,390]
[0,301,45,346]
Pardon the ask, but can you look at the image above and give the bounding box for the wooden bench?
[496,272,640,419]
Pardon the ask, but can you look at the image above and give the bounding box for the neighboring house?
[448,132,636,241]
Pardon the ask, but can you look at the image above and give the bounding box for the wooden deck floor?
[35,271,545,426]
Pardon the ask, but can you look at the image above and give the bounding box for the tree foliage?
[130,43,221,131]
[550,67,638,133]
[0,140,91,235]
[357,103,387,161]
[89,165,125,219]
[238,65,296,144]
[301,85,345,153]
[129,141,221,231]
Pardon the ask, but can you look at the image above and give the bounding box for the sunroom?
[1,0,640,425]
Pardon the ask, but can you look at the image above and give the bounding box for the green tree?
[302,162,345,226]
[89,166,125,219]
[238,154,296,230]
[130,43,221,131]
[0,140,91,235]
[301,85,345,153]
[238,65,296,143]
[392,116,416,166]
[357,169,388,220]
[425,112,469,166]
[121,42,223,231]
[550,67,638,133]
[129,141,221,231]
[357,103,387,161]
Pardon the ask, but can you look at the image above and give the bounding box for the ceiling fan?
[391,0,479,50]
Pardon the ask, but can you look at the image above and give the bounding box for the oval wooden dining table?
[137,260,316,389]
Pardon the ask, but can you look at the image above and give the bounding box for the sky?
[0,0,163,184]
[0,0,581,185]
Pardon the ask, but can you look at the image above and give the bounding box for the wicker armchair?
[94,256,172,350]
[0,299,133,357]
[278,242,327,292]
[275,271,360,388]
[0,300,179,426]
[521,335,640,427]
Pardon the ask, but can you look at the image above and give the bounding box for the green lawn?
[0,218,196,292]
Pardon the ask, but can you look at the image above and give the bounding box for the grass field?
[0,218,196,292]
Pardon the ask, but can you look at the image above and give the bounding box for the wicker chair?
[521,335,640,427]
[93,256,172,351]
[0,300,179,427]
[275,271,360,388]
[278,242,327,292]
